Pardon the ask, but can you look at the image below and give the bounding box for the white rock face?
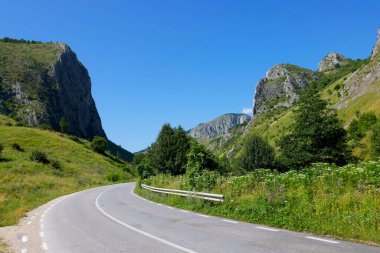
[317,52,350,72]
[371,29,380,60]
[188,113,251,141]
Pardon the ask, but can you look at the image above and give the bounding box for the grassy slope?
[0,115,134,226]
[138,161,380,245]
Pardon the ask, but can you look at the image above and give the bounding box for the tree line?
[133,89,380,180]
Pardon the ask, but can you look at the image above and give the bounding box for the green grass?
[138,161,380,245]
[0,119,134,226]
[0,238,10,253]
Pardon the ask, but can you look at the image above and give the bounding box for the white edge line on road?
[42,242,48,250]
[181,210,189,213]
[21,236,28,243]
[223,219,238,224]
[167,206,174,210]
[257,226,279,232]
[21,249,27,253]
[96,186,199,253]
[306,236,339,244]
[198,214,210,218]
[27,221,32,225]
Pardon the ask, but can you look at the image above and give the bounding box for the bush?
[51,159,62,170]
[371,121,380,159]
[106,172,121,182]
[0,144,3,154]
[240,134,275,172]
[348,112,378,140]
[91,136,108,154]
[11,143,24,152]
[38,124,53,131]
[30,150,50,164]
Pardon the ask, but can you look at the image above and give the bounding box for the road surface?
[27,183,380,252]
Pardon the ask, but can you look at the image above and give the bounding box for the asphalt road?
[39,183,379,253]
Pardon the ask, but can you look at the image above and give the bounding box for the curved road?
[39,183,379,253]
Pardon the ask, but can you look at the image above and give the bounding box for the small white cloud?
[242,107,253,116]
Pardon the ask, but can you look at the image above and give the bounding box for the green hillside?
[0,114,134,226]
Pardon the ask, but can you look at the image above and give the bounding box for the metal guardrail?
[141,184,224,202]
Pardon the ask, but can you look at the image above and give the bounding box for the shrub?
[59,117,68,133]
[38,124,53,131]
[240,134,275,172]
[106,172,121,182]
[0,144,3,154]
[30,150,50,164]
[371,121,380,159]
[51,159,62,170]
[11,143,24,152]
[348,112,378,140]
[91,136,108,154]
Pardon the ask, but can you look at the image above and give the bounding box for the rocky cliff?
[188,113,251,141]
[253,64,317,115]
[335,30,380,114]
[0,40,105,139]
[317,52,350,72]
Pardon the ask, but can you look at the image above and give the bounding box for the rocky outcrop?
[371,29,380,60]
[188,113,251,141]
[0,41,105,139]
[317,52,350,72]
[335,30,380,111]
[253,64,317,115]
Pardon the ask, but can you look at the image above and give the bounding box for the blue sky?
[1,0,379,152]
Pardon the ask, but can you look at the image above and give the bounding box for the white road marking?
[21,236,28,243]
[198,214,210,218]
[223,219,238,224]
[257,226,279,232]
[27,221,32,225]
[167,206,174,210]
[21,249,27,253]
[96,186,199,253]
[39,232,45,238]
[157,203,163,206]
[42,242,48,250]
[181,210,189,213]
[306,236,339,244]
[41,214,45,218]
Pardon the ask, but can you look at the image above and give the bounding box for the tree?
[148,124,191,175]
[371,121,380,159]
[91,136,108,154]
[240,134,275,171]
[279,91,351,169]
[59,117,68,133]
[185,141,220,189]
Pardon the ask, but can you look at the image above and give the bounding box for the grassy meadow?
[137,161,380,245]
[0,116,134,226]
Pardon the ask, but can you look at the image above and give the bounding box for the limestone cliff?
[188,113,251,141]
[0,40,105,139]
[253,64,317,115]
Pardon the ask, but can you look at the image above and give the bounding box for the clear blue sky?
[1,0,379,152]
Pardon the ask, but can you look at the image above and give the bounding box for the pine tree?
[59,117,68,133]
[148,124,191,175]
[279,91,351,169]
[240,134,275,171]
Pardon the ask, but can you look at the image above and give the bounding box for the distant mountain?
[214,29,380,160]
[0,38,133,161]
[188,113,251,141]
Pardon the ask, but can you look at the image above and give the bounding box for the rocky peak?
[317,52,350,72]
[188,113,251,141]
[253,64,317,115]
[371,29,380,59]
[266,64,289,80]
[0,40,105,139]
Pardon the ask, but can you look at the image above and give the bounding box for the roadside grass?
[137,161,380,245]
[0,124,134,226]
[0,237,10,253]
